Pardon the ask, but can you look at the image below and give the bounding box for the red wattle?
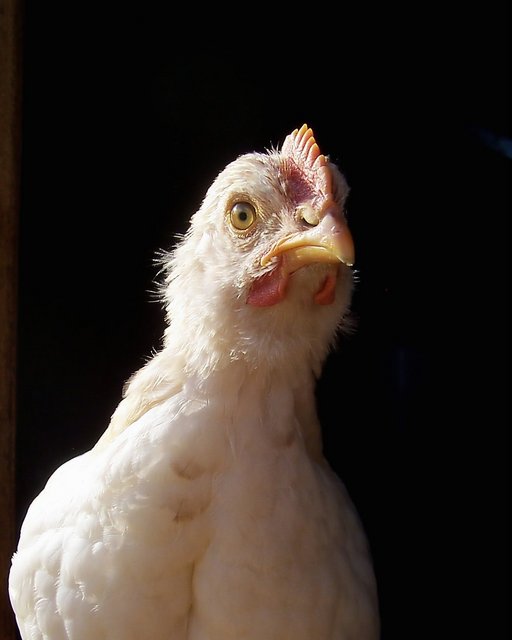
[314,273,337,305]
[247,267,289,307]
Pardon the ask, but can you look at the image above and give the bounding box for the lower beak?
[260,211,355,272]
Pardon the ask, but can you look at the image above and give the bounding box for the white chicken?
[10,125,380,639]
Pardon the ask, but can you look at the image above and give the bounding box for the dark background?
[16,3,509,638]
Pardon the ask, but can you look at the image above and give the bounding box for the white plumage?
[10,125,380,639]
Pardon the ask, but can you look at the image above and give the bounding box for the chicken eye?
[229,202,256,231]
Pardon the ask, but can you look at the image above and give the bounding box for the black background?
[16,3,509,638]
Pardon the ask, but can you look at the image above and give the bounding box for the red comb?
[281,124,332,199]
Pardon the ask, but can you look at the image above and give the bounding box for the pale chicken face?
[190,126,354,307]
[163,126,355,371]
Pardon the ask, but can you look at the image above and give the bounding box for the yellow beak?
[260,211,355,272]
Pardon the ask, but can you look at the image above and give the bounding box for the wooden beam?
[0,0,22,637]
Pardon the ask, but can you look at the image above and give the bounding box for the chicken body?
[10,126,380,639]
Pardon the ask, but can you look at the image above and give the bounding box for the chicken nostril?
[298,206,320,227]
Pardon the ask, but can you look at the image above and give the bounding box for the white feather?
[10,136,379,639]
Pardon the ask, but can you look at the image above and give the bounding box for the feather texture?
[10,126,379,639]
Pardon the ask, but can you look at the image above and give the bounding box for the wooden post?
[0,0,21,637]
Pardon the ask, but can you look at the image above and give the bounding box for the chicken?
[10,124,380,639]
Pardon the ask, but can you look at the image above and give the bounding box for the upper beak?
[260,210,355,272]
